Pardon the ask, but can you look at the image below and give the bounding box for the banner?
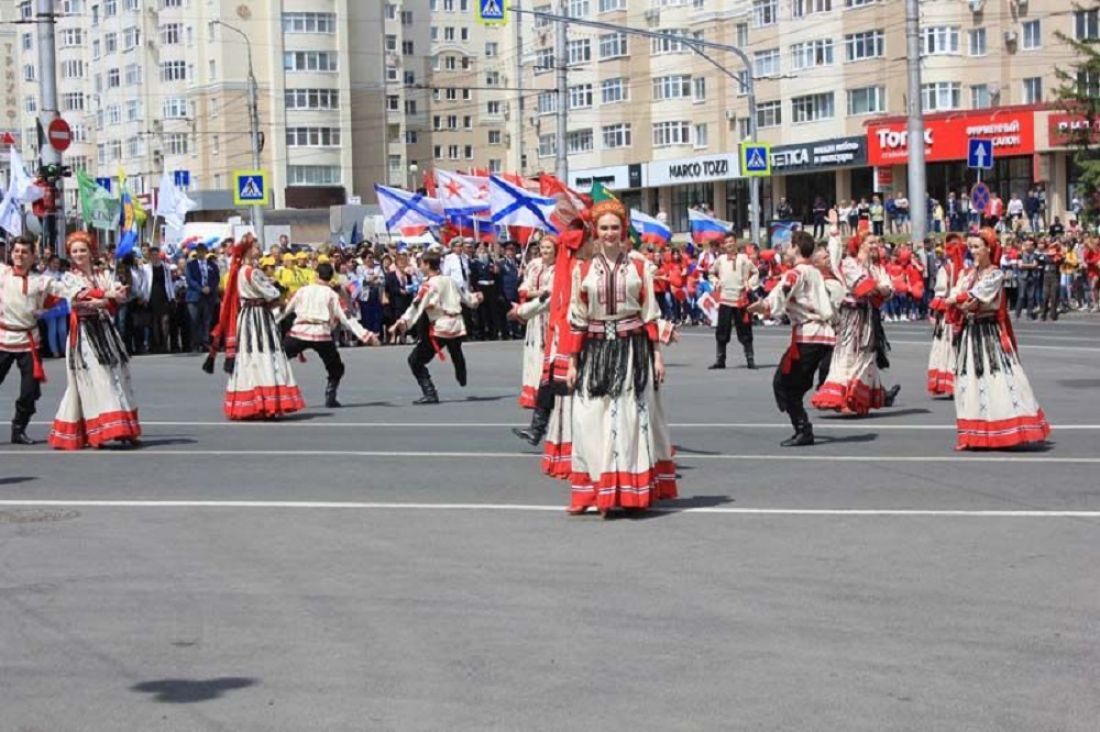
[76,169,121,230]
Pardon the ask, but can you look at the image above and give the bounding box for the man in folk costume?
[708,233,758,370]
[0,236,77,444]
[279,262,378,408]
[204,235,305,420]
[389,251,482,405]
[748,231,836,447]
[927,233,966,396]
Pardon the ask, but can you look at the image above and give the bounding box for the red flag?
[422,170,436,197]
[539,174,591,232]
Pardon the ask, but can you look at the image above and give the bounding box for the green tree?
[1055,2,1100,225]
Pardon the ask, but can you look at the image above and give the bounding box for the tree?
[1055,2,1100,225]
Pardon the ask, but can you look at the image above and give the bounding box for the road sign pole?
[904,0,927,243]
[554,0,568,183]
[35,0,63,253]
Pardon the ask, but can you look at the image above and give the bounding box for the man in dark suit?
[185,244,219,352]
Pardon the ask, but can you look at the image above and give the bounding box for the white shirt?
[441,251,469,293]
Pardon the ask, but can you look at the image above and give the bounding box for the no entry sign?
[47,117,72,152]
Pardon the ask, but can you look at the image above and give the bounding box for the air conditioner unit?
[724,110,737,121]
[1004,30,1018,44]
[968,0,984,13]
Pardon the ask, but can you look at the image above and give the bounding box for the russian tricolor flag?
[689,209,733,245]
[630,209,671,248]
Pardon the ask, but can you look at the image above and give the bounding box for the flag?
[689,209,733,245]
[8,146,44,203]
[539,174,589,232]
[489,175,558,232]
[374,183,444,231]
[590,181,641,249]
[154,171,196,229]
[116,168,141,259]
[435,169,491,216]
[0,182,23,235]
[76,169,121,230]
[350,222,360,246]
[630,209,671,248]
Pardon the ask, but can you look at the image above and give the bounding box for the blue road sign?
[233,169,269,206]
[174,170,190,187]
[95,176,112,192]
[971,182,991,213]
[740,142,772,177]
[477,0,507,24]
[968,138,994,170]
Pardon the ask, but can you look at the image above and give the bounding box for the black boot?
[513,407,551,446]
[780,418,815,447]
[413,374,439,405]
[325,378,342,408]
[11,420,34,446]
[744,344,757,370]
[708,343,727,370]
[884,384,901,407]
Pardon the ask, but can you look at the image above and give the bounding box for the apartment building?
[520,0,1090,233]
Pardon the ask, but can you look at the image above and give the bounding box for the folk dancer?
[748,231,836,447]
[280,262,379,408]
[48,232,142,449]
[389,251,482,405]
[811,235,901,415]
[204,235,305,420]
[927,233,966,397]
[516,236,556,409]
[812,246,846,388]
[563,198,676,517]
[951,229,1050,450]
[0,236,77,444]
[708,233,758,370]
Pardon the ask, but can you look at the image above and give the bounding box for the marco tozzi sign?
[646,153,740,187]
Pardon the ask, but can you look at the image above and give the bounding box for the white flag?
[434,169,490,215]
[8,145,44,204]
[488,175,558,232]
[155,171,196,229]
[0,176,24,236]
[374,184,445,231]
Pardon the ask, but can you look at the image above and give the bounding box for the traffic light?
[40,163,72,182]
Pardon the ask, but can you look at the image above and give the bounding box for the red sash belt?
[780,327,800,375]
[0,324,46,382]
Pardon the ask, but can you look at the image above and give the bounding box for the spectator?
[143,247,175,353]
[498,243,523,339]
[894,191,910,234]
[1060,239,1079,311]
[870,195,885,237]
[946,191,963,232]
[775,197,794,220]
[1025,188,1042,232]
[931,198,945,233]
[1000,238,1020,311]
[1039,239,1063,321]
[837,200,853,237]
[985,191,1004,230]
[812,196,828,240]
[1015,239,1041,320]
[1006,192,1025,232]
[40,255,69,358]
[357,252,385,337]
[185,244,219,352]
[1049,216,1065,237]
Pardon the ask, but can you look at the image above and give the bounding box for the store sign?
[770,136,867,173]
[646,152,740,187]
[1048,113,1100,147]
[867,110,1035,166]
[569,164,637,191]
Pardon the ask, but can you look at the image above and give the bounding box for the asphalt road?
[2,317,1098,731]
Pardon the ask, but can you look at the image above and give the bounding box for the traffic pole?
[34,0,63,253]
[553,0,568,183]
[904,0,927,243]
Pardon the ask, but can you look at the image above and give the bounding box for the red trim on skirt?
[224,385,305,421]
[812,379,886,415]
[48,409,141,450]
[542,440,572,479]
[519,385,537,409]
[956,410,1051,450]
[927,369,955,396]
[568,459,678,510]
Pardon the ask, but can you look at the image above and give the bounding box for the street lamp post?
[408,162,419,192]
[211,20,264,246]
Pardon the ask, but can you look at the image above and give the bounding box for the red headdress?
[203,235,255,375]
[66,230,98,259]
[589,198,628,229]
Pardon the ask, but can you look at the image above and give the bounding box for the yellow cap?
[260,256,276,267]
[281,253,295,264]
[317,254,331,264]
[295,250,310,260]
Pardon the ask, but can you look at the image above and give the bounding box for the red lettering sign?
[867,110,1035,166]
[1048,113,1100,147]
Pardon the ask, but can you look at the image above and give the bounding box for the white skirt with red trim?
[541,394,572,479]
[519,310,548,409]
[927,313,956,397]
[224,309,304,420]
[811,309,886,415]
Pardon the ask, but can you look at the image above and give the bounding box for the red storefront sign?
[1048,113,1100,147]
[867,109,1036,166]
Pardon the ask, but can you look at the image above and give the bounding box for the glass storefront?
[925,155,1034,203]
[781,171,836,224]
[669,182,714,233]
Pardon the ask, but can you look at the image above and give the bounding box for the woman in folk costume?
[927,233,966,397]
[563,198,676,517]
[811,235,901,415]
[203,234,305,420]
[48,232,142,449]
[517,236,556,409]
[951,229,1050,450]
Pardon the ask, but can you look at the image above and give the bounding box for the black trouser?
[817,346,833,388]
[1040,273,1060,320]
[0,351,41,428]
[188,296,216,349]
[408,334,466,384]
[461,305,478,341]
[773,342,831,430]
[477,284,503,339]
[284,336,344,382]
[1016,279,1040,318]
[716,304,754,348]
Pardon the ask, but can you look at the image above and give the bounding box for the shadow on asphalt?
[127,438,196,448]
[672,445,722,455]
[278,412,334,421]
[1056,379,1100,388]
[0,476,35,485]
[336,401,399,408]
[820,407,932,420]
[813,433,879,445]
[610,495,734,521]
[131,677,257,704]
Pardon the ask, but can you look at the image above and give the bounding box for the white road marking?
[0,449,1095,464]
[676,331,1100,353]
[0,499,1097,518]
[25,420,1100,430]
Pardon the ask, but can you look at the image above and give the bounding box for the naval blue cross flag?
[488,175,558,232]
[374,184,445,231]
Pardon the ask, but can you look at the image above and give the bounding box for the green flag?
[589,181,641,249]
[77,169,121,230]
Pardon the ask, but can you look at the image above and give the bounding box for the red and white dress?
[516,293,573,478]
[517,259,554,409]
[950,267,1050,449]
[564,253,677,511]
[812,258,893,415]
[224,265,305,420]
[48,270,141,449]
[927,261,959,396]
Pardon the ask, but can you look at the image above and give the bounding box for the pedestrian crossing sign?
[740,142,772,177]
[477,0,508,25]
[233,169,269,206]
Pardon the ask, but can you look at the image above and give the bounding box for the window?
[122,25,140,50]
[537,91,557,115]
[288,166,342,186]
[284,51,338,71]
[443,27,455,41]
[652,121,691,147]
[756,100,781,128]
[567,0,589,18]
[125,0,138,11]
[106,104,122,125]
[922,26,959,56]
[753,0,777,27]
[60,28,84,47]
[123,99,141,122]
[693,77,706,102]
[970,84,991,109]
[402,10,413,24]
[61,59,85,78]
[62,92,85,111]
[1077,9,1099,40]
[535,48,554,73]
[18,1,31,20]
[599,32,627,59]
[110,140,122,161]
[386,95,399,112]
[92,39,100,58]
[567,129,593,154]
[601,77,627,104]
[791,39,833,70]
[602,123,631,149]
[753,48,780,77]
[286,127,342,147]
[845,30,883,61]
[402,40,414,55]
[538,134,556,158]
[22,63,35,82]
[693,123,708,149]
[385,34,397,51]
[24,96,36,113]
[488,130,502,145]
[653,75,692,101]
[598,0,625,10]
[161,23,182,45]
[285,89,340,110]
[106,68,120,87]
[162,0,183,6]
[567,39,591,65]
[105,32,117,53]
[1078,70,1100,98]
[1022,77,1042,104]
[847,86,884,115]
[921,81,960,111]
[1022,20,1040,50]
[967,28,986,57]
[485,42,498,57]
[104,0,116,16]
[736,23,748,48]
[163,97,188,118]
[651,29,689,55]
[568,83,593,109]
[534,4,551,26]
[125,63,142,85]
[791,92,834,123]
[845,0,876,6]
[282,12,337,33]
[793,0,831,17]
[161,60,186,81]
[487,100,502,115]
[166,133,190,156]
[486,71,500,86]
